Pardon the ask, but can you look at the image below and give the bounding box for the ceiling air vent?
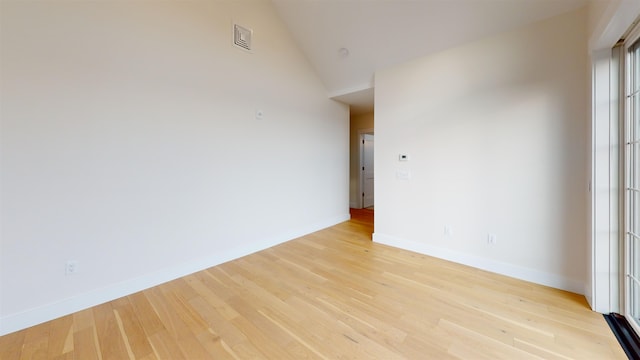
[233,24,253,52]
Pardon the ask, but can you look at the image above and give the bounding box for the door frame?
[358,128,374,209]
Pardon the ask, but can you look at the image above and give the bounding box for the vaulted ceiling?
[272,0,591,114]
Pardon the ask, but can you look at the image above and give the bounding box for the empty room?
[2,0,640,358]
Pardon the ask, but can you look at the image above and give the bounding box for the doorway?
[361,132,374,209]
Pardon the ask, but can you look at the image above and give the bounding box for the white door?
[362,134,374,208]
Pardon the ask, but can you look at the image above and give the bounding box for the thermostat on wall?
[399,154,409,161]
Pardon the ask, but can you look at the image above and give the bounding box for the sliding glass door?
[625,32,640,333]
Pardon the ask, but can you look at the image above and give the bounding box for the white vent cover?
[233,24,252,51]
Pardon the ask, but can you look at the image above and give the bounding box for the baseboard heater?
[604,313,640,359]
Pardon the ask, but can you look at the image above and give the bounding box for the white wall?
[349,112,374,208]
[374,9,588,293]
[0,0,349,335]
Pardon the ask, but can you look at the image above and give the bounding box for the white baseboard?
[0,213,350,336]
[373,232,584,295]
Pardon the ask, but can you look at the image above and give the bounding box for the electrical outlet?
[487,234,497,245]
[65,260,78,275]
[444,226,453,237]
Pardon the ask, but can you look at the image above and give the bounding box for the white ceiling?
[272,0,591,115]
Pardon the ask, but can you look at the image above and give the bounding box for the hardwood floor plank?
[72,308,96,332]
[439,318,541,360]
[256,308,330,359]
[0,211,628,359]
[223,341,263,360]
[0,328,25,360]
[185,274,241,321]
[92,302,131,360]
[46,315,73,358]
[146,330,186,360]
[72,327,101,360]
[194,329,231,358]
[126,292,165,338]
[401,334,457,359]
[228,309,295,359]
[186,296,244,346]
[111,298,154,360]
[19,318,50,360]
[143,288,212,359]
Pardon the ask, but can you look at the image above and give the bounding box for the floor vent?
[233,24,252,52]
[604,313,640,359]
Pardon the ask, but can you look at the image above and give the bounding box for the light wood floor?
[0,209,626,359]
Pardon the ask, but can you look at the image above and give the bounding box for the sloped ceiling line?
[271,0,590,114]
